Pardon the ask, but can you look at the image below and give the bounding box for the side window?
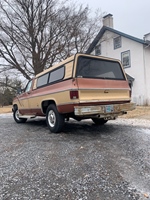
[37,73,49,88]
[25,80,33,93]
[49,66,65,83]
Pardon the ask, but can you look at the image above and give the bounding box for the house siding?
[144,46,150,105]
[91,30,150,105]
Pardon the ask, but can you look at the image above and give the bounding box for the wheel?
[13,108,27,123]
[92,118,107,125]
[46,104,64,133]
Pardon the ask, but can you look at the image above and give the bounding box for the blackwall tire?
[92,118,108,125]
[46,104,64,133]
[13,109,27,123]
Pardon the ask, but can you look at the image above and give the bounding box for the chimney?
[103,14,113,28]
[144,33,150,41]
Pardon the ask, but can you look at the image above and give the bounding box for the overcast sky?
[78,0,150,39]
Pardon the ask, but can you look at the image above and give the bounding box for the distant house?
[86,14,150,106]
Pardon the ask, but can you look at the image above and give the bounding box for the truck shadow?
[26,118,119,135]
[63,121,118,135]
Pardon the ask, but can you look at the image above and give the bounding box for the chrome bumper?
[74,102,136,116]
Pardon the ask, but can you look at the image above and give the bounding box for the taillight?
[70,90,79,99]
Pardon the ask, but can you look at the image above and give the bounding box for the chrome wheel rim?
[15,110,20,121]
[48,110,56,127]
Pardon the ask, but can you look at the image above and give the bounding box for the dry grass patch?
[120,106,150,119]
[0,106,12,114]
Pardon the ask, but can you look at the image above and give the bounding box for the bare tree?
[0,0,102,80]
[0,74,22,90]
[0,75,22,105]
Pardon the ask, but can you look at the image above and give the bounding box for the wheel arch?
[12,104,18,111]
[41,99,57,114]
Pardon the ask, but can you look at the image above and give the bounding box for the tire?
[92,118,107,125]
[46,104,64,133]
[13,108,27,123]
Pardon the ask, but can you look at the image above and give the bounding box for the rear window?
[76,56,125,80]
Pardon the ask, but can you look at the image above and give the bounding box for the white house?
[86,14,150,106]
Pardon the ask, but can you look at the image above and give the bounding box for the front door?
[18,80,33,115]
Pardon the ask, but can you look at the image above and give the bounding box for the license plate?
[105,105,114,113]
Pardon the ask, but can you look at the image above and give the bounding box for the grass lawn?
[0,105,12,114]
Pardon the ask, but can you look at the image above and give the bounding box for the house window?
[95,44,101,55]
[114,36,121,49]
[121,50,131,68]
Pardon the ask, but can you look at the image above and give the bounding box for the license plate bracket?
[105,105,114,113]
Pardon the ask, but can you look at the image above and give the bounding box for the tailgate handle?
[104,90,109,93]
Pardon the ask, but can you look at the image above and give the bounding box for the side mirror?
[17,87,24,95]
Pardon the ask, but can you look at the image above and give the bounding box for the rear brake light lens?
[70,90,79,99]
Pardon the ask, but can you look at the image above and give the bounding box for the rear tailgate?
[73,54,135,116]
[76,78,130,103]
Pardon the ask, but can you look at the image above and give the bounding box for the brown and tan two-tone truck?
[12,53,135,133]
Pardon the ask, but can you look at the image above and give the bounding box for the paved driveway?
[0,114,150,200]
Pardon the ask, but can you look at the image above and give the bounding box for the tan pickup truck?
[12,53,135,133]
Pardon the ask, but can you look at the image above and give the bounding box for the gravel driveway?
[0,114,150,200]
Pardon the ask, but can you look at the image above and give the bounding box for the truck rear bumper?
[74,102,136,116]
